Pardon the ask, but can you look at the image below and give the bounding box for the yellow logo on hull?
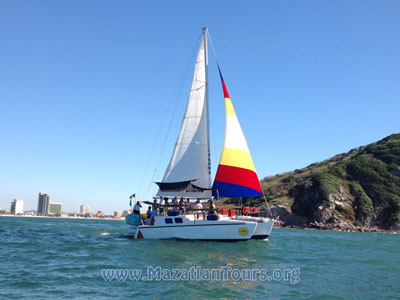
[239,227,249,236]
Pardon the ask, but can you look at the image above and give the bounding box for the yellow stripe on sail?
[225,98,236,116]
[219,148,256,172]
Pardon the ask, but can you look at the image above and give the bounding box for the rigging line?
[262,189,273,217]
[138,33,201,199]
[208,29,238,184]
[207,30,223,70]
[153,31,203,174]
[136,114,169,197]
[206,30,222,185]
[136,81,176,197]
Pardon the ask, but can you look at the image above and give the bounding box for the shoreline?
[273,220,399,234]
[0,214,124,221]
[2,214,397,234]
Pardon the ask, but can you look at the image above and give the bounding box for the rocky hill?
[230,134,400,232]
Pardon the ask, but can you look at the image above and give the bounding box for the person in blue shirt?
[172,197,179,212]
[150,206,158,225]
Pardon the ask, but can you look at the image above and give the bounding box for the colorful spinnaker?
[212,67,263,197]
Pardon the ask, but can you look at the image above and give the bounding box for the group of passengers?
[136,196,216,223]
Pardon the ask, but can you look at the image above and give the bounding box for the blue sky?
[1,1,399,214]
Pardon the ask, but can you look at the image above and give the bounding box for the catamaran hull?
[127,221,257,241]
[234,216,274,240]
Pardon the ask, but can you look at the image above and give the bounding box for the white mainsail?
[157,28,212,198]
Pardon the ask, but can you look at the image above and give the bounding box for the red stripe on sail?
[218,64,230,98]
[221,81,230,99]
[214,164,262,193]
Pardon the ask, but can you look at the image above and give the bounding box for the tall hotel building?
[10,199,24,214]
[80,205,90,216]
[37,193,50,215]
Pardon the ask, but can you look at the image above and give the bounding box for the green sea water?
[0,216,399,299]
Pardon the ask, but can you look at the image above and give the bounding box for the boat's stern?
[234,216,274,239]
[251,217,274,239]
[126,225,138,238]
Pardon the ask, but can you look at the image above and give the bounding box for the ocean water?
[0,216,399,299]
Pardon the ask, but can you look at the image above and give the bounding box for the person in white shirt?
[195,199,203,220]
[132,200,144,224]
[159,197,165,216]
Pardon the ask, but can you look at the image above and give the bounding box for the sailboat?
[126,28,274,241]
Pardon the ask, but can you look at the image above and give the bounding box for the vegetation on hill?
[229,134,400,230]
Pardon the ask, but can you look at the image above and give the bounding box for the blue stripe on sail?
[212,181,263,197]
[217,64,224,82]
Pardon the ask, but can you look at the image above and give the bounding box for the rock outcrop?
[258,133,400,233]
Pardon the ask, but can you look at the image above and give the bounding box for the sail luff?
[212,67,263,197]
[158,28,212,198]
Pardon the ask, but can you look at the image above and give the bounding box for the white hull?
[127,215,257,241]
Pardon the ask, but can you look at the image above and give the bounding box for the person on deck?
[152,199,158,211]
[133,200,142,215]
[178,197,184,215]
[164,198,171,213]
[172,197,178,212]
[151,206,158,217]
[146,206,152,219]
[132,200,145,224]
[208,200,216,215]
[185,198,191,213]
[195,199,203,220]
[151,205,157,225]
[159,197,165,216]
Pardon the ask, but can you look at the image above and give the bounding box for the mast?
[156,28,212,198]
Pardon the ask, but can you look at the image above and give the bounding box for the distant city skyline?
[1,1,399,214]
[1,195,124,216]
